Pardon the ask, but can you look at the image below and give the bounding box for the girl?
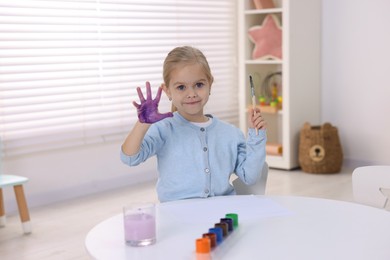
[121,46,266,202]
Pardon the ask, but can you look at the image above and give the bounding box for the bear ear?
[322,122,333,130]
[303,122,311,130]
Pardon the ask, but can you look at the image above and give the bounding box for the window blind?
[0,0,238,157]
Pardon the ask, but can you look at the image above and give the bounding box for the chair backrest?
[232,162,269,195]
[352,165,390,209]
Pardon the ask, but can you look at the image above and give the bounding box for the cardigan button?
[200,128,205,132]
[203,147,208,152]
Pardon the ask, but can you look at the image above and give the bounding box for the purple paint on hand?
[133,81,173,124]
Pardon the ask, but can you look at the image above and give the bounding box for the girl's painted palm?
[133,82,173,124]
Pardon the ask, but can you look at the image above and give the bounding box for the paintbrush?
[249,75,258,135]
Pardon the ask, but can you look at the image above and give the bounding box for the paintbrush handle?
[252,96,258,135]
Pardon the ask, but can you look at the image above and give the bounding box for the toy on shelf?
[266,143,283,156]
[259,71,282,113]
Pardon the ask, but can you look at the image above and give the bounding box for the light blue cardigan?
[120,112,266,202]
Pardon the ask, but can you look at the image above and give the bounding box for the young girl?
[121,46,266,202]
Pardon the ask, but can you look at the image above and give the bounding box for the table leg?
[0,188,6,227]
[14,185,32,234]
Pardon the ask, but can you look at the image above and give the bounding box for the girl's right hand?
[248,107,266,131]
[133,81,173,124]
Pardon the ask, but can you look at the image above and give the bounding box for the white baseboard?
[343,158,388,170]
[3,173,157,215]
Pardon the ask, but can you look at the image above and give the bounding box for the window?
[0,0,238,156]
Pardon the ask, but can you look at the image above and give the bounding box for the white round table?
[85,195,390,260]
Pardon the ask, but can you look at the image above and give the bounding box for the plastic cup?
[123,203,156,246]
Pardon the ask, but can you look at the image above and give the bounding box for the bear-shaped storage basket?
[299,122,343,173]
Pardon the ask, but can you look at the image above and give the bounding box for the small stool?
[0,174,32,234]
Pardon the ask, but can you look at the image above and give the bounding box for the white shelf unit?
[238,0,321,170]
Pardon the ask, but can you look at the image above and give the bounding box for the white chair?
[232,162,269,195]
[0,174,32,234]
[0,139,31,234]
[352,165,390,210]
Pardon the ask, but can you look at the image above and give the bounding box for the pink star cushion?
[248,14,282,60]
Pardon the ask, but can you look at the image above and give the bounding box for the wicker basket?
[298,122,343,173]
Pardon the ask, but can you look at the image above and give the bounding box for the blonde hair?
[163,46,214,112]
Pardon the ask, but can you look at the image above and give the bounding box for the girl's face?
[164,63,211,122]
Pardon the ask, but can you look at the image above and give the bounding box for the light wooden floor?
[0,167,355,260]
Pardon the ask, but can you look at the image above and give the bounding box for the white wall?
[322,0,390,167]
[3,0,390,213]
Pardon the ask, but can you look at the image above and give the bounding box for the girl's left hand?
[248,107,266,131]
